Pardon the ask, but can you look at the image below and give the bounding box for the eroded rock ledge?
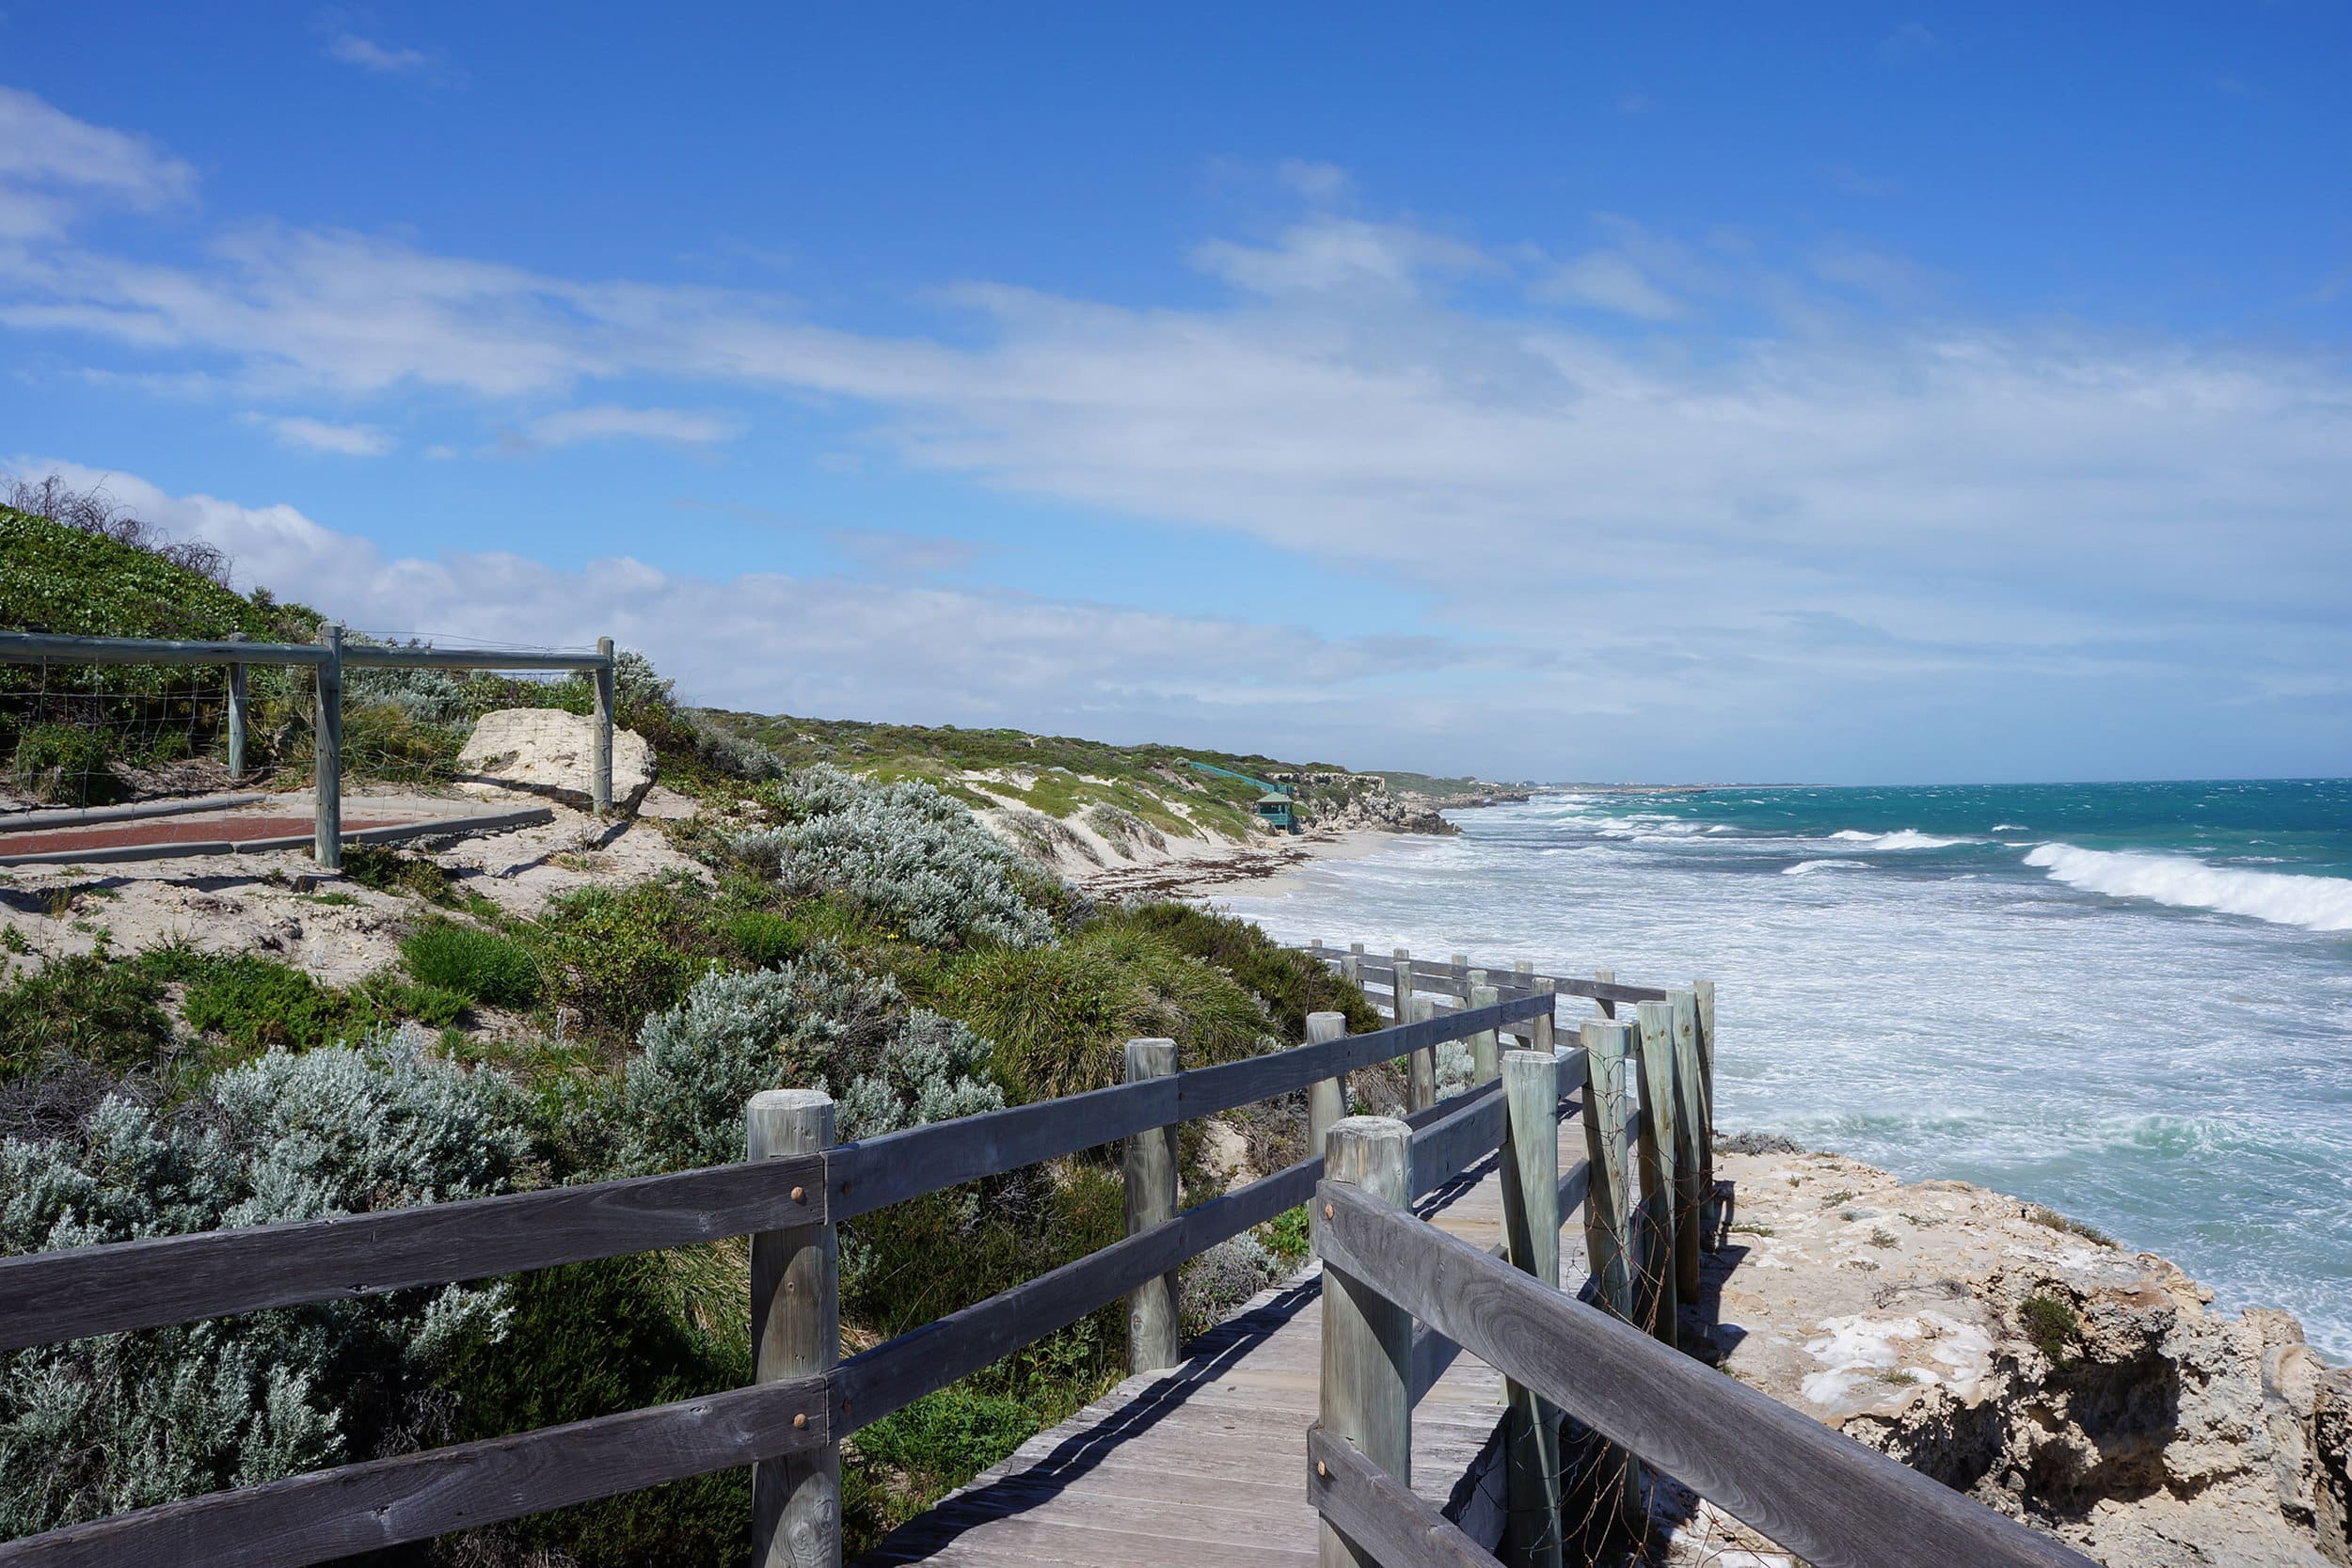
[1654,1143,2352,1567]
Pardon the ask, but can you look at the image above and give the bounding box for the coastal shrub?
[1081,801,1167,857]
[1180,1233,1287,1338]
[403,921,541,1009]
[0,954,173,1084]
[2021,1291,2083,1370]
[854,1386,1034,1498]
[722,909,805,968]
[529,878,713,1037]
[2026,1204,2118,1248]
[8,723,122,806]
[620,953,1003,1170]
[1111,902,1384,1037]
[730,767,1053,950]
[176,954,354,1053]
[438,1245,751,1565]
[341,842,456,903]
[683,711,790,782]
[999,807,1102,869]
[0,1036,527,1536]
[939,923,1275,1103]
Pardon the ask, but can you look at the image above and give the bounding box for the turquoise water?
[1214,780,2352,1358]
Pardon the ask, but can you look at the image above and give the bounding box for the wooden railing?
[0,958,1574,1568]
[1306,1100,2103,1568]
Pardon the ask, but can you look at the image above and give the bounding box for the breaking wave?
[1827,829,1969,850]
[2024,843,2352,932]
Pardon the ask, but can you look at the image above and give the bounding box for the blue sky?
[2,4,2347,783]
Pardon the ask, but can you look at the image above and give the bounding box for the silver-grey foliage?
[620,950,1003,1169]
[0,1033,528,1536]
[731,765,1054,949]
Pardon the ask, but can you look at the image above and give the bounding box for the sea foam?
[1785,858,1871,876]
[2025,843,2352,932]
[1828,829,1967,850]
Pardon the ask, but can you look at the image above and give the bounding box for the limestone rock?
[455,708,653,811]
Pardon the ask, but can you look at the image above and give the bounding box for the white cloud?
[325,34,434,74]
[1537,250,1681,319]
[513,404,742,450]
[246,413,393,455]
[0,86,196,240]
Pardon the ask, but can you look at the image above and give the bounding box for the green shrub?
[2021,1291,2082,1369]
[340,843,455,904]
[1112,902,1383,1037]
[439,1247,750,1565]
[0,954,173,1082]
[855,1386,1034,1496]
[402,922,540,1009]
[939,924,1274,1103]
[348,972,469,1030]
[7,724,119,806]
[722,909,805,968]
[529,879,713,1037]
[177,955,353,1053]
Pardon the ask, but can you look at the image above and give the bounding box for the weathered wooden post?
[749,1089,838,1568]
[1669,990,1707,1295]
[1593,968,1616,1021]
[1391,946,1413,1024]
[1306,1011,1350,1162]
[1124,1037,1181,1373]
[1576,1019,1642,1525]
[1468,976,1500,1084]
[1531,976,1556,1057]
[311,623,342,871]
[1633,1001,1680,1349]
[1512,958,1535,1047]
[1694,978,1719,1247]
[592,635,615,815]
[1342,942,1362,990]
[1316,1117,1412,1568]
[1499,1049,1565,1568]
[224,631,248,780]
[1406,995,1437,1112]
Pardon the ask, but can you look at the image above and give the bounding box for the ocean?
[1213,779,2352,1360]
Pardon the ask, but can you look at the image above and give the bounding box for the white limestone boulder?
[456,708,654,811]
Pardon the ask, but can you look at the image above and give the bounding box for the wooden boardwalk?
[859,1118,1587,1567]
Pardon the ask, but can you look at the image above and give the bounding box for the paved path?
[860,1117,1590,1567]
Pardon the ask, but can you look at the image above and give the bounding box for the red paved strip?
[2,816,403,855]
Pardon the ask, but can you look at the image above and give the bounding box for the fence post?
[1669,990,1707,1296]
[1576,1019,1642,1528]
[1124,1037,1181,1373]
[1316,1117,1412,1568]
[1633,1000,1680,1349]
[1306,1011,1349,1163]
[1341,944,1361,991]
[1391,946,1412,1025]
[592,635,615,815]
[1694,978,1719,1247]
[1499,1050,1565,1568]
[1532,976,1556,1057]
[749,1089,838,1568]
[311,623,342,871]
[1593,969,1615,1021]
[224,631,248,780]
[1406,995,1437,1112]
[1469,976,1500,1084]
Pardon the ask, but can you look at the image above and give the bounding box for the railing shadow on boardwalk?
[859,1275,1327,1562]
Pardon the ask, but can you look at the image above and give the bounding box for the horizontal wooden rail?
[832,1151,1322,1433]
[1308,1423,1494,1568]
[0,630,610,673]
[827,1077,1177,1220]
[1313,1181,2098,1568]
[0,1373,829,1568]
[0,631,333,667]
[0,1154,826,1350]
[826,996,1553,1220]
[1301,947,1673,1007]
[339,644,611,673]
